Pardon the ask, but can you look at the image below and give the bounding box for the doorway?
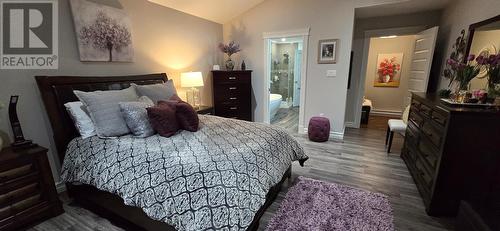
[352,26,438,128]
[263,29,309,133]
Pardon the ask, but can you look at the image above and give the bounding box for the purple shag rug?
[266,177,394,231]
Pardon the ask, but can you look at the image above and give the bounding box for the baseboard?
[303,128,344,140]
[345,122,355,128]
[56,181,67,193]
[371,109,402,117]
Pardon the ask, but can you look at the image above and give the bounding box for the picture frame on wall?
[318,39,338,64]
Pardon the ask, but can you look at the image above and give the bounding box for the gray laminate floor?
[30,116,454,231]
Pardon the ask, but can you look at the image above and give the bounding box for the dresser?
[0,145,63,230]
[212,70,252,121]
[402,93,500,216]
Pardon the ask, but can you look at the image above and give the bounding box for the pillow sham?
[159,95,199,132]
[74,86,139,138]
[64,101,96,139]
[119,96,155,138]
[146,103,179,137]
[133,80,177,103]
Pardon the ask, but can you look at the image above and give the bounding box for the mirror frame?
[464,14,500,62]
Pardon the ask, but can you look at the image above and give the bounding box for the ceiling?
[355,0,450,18]
[148,0,265,24]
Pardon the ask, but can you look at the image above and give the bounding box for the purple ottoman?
[308,116,330,142]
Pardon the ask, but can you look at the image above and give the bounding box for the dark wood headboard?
[36,73,168,163]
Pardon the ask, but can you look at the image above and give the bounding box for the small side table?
[196,106,214,115]
[0,145,64,230]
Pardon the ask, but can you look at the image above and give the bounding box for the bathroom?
[269,37,302,131]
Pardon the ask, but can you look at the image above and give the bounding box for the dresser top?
[412,92,500,114]
[0,145,47,162]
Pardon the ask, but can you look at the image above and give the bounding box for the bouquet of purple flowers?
[218,41,241,57]
[446,54,484,90]
[478,54,500,97]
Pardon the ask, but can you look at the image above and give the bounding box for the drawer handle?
[230,107,238,110]
[229,97,237,100]
[229,87,237,90]
[228,77,237,80]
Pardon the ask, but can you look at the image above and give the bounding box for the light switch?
[326,70,336,77]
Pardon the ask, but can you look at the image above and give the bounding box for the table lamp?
[181,72,204,109]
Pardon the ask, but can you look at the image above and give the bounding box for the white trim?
[263,28,310,39]
[262,28,310,135]
[56,181,67,193]
[345,122,355,128]
[303,128,344,140]
[352,26,425,129]
[371,109,402,117]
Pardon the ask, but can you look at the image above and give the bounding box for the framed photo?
[318,39,338,64]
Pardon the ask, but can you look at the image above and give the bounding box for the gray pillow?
[133,80,177,103]
[64,101,96,139]
[119,96,155,137]
[74,86,139,138]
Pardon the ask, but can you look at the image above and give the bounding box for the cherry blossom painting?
[374,53,403,87]
[69,0,134,62]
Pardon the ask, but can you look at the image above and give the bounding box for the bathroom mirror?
[465,15,500,90]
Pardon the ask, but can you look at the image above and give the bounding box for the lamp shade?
[181,72,204,88]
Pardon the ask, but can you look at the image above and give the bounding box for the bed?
[36,73,308,231]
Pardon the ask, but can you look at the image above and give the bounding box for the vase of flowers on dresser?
[219,41,241,71]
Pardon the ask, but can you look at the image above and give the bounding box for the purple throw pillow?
[146,103,179,137]
[159,95,199,132]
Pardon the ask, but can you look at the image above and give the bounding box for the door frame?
[351,26,425,128]
[262,28,310,131]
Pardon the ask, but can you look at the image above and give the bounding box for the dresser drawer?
[420,103,432,117]
[409,111,424,128]
[418,139,439,172]
[431,109,448,127]
[422,122,443,148]
[214,84,250,104]
[415,156,434,192]
[0,163,34,183]
[0,183,39,208]
[213,72,251,84]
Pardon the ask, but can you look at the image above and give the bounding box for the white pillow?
[64,101,96,139]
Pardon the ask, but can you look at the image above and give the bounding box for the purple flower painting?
[70,0,134,62]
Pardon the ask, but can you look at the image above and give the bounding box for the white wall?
[224,0,356,137]
[0,0,223,184]
[364,35,415,113]
[436,0,500,90]
[345,10,442,125]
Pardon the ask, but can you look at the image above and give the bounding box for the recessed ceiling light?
[379,35,397,39]
[281,38,286,42]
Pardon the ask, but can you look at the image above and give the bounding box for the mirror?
[465,15,500,90]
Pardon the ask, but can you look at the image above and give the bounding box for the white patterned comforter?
[61,115,308,231]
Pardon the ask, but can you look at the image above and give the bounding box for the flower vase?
[383,75,391,83]
[225,58,235,71]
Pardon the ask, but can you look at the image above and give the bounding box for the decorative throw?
[119,96,155,137]
[266,176,394,231]
[146,102,179,137]
[61,115,308,231]
[159,95,199,132]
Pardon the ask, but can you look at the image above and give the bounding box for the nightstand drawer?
[0,164,34,183]
[0,183,39,208]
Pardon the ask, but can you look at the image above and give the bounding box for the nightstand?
[0,145,63,230]
[196,106,214,115]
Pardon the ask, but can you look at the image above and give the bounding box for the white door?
[407,26,439,104]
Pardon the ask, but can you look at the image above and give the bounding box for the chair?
[385,105,410,153]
